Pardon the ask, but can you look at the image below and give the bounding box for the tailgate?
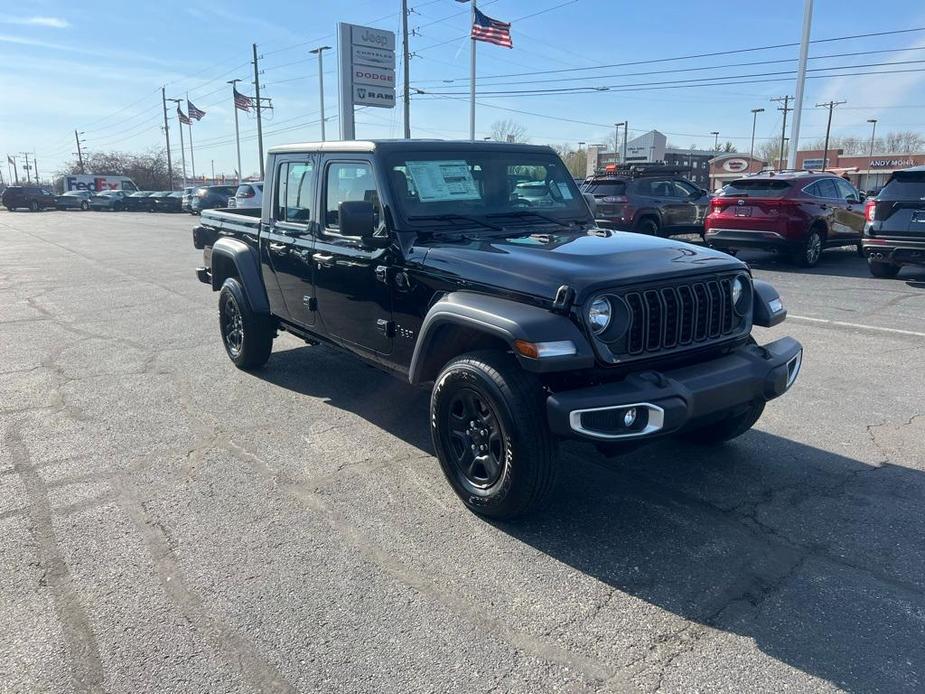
[873,201,925,237]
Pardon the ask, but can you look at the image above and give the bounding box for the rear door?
[670,179,702,227]
[643,177,687,229]
[263,156,318,327]
[874,170,925,238]
[833,178,865,238]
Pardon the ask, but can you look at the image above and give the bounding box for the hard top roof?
[267,139,556,155]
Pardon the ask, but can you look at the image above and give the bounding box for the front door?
[312,159,393,355]
[264,157,318,327]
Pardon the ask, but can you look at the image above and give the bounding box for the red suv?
[704,171,866,267]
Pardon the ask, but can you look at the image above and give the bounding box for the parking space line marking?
[789,314,925,338]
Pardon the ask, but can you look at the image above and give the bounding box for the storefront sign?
[721,158,749,173]
[870,159,916,168]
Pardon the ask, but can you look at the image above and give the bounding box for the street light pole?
[865,118,878,193]
[749,108,764,162]
[711,131,720,151]
[310,46,332,141]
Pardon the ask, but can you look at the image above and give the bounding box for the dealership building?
[586,130,715,188]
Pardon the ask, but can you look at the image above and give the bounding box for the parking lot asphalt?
[1,210,924,694]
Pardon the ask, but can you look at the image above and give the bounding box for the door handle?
[268,242,288,252]
[312,252,335,267]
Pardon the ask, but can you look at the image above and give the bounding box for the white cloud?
[3,16,70,29]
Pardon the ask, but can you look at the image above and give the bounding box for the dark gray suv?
[862,166,925,277]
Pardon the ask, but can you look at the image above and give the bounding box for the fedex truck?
[58,175,139,193]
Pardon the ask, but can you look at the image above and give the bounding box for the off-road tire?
[793,226,824,267]
[431,350,558,519]
[680,400,766,445]
[29,200,39,212]
[635,217,659,236]
[868,259,900,278]
[218,277,274,370]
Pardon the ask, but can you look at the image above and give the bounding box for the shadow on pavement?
[258,343,923,692]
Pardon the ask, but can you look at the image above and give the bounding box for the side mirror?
[339,200,376,239]
[582,191,596,215]
[858,192,867,202]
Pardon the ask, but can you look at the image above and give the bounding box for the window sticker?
[406,160,481,202]
[551,180,573,199]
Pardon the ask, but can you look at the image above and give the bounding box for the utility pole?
[161,87,174,189]
[9,155,18,184]
[749,108,765,162]
[865,118,878,192]
[771,95,793,170]
[167,98,187,187]
[310,47,331,141]
[623,122,628,162]
[228,79,244,184]
[253,43,265,179]
[711,131,720,151]
[788,0,813,170]
[211,159,215,183]
[21,152,31,183]
[402,0,411,139]
[815,100,845,171]
[32,153,39,183]
[469,0,478,141]
[74,130,86,173]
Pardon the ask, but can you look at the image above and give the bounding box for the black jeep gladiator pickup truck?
[193,140,802,519]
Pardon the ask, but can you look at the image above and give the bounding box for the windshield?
[720,179,792,198]
[385,150,589,229]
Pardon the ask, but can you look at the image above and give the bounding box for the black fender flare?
[210,237,270,314]
[752,279,787,327]
[632,208,662,229]
[408,291,595,384]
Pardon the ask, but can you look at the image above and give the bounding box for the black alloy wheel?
[442,388,507,491]
[220,295,245,359]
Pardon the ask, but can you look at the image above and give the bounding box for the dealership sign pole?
[338,22,396,140]
[787,0,813,170]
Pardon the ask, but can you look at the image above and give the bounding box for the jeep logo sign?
[722,158,750,173]
[352,26,395,51]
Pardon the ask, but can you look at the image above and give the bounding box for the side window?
[814,178,839,199]
[275,160,315,223]
[836,179,859,202]
[324,162,381,230]
[650,178,676,198]
[673,180,699,197]
[803,182,821,198]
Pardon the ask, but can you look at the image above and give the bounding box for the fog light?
[623,407,637,427]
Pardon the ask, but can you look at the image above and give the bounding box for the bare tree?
[552,144,587,178]
[489,119,529,143]
[721,141,738,153]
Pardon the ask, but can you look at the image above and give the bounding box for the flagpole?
[187,95,196,182]
[229,80,243,184]
[469,0,477,141]
[168,99,188,187]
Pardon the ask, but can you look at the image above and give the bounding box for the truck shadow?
[257,344,923,692]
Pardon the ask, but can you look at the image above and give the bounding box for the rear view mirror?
[339,200,376,238]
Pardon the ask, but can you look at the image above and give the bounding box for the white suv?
[229,182,263,209]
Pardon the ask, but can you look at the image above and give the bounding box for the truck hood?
[417,227,745,302]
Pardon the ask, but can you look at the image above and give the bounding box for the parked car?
[230,182,263,209]
[55,190,92,211]
[704,171,866,267]
[190,139,802,519]
[124,191,156,212]
[191,185,236,214]
[150,191,185,213]
[89,190,131,211]
[862,165,925,277]
[181,186,196,213]
[2,185,57,211]
[581,165,710,237]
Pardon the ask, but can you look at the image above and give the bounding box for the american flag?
[187,100,206,120]
[177,106,191,125]
[472,8,512,48]
[233,87,253,112]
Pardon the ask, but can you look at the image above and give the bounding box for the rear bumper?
[704,228,794,251]
[196,267,211,285]
[546,337,802,441]
[862,236,925,265]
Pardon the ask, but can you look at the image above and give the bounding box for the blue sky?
[3,0,925,180]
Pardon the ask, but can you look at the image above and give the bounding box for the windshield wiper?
[407,213,502,231]
[485,210,574,228]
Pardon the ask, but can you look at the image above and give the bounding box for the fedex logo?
[66,176,121,192]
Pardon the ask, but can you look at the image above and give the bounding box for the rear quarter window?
[878,172,925,200]
[721,180,792,198]
[583,181,626,196]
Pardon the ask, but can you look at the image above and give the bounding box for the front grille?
[623,278,737,355]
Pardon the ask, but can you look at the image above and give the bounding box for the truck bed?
[193,207,260,254]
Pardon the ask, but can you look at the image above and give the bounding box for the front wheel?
[868,259,900,278]
[431,351,558,519]
[793,227,824,267]
[29,200,39,212]
[679,400,766,445]
[218,278,274,370]
[80,201,89,211]
[635,217,659,236]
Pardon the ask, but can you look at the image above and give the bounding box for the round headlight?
[732,275,751,314]
[588,297,612,334]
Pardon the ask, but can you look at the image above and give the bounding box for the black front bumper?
[547,337,802,441]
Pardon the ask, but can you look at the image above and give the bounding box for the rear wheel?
[680,400,766,445]
[868,259,901,278]
[431,350,558,519]
[635,217,659,236]
[793,226,824,267]
[218,278,274,370]
[29,200,39,212]
[80,201,89,211]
